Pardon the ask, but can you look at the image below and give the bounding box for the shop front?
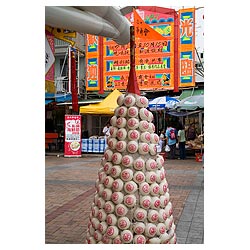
[167,97,204,160]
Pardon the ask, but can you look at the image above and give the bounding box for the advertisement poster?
[64,115,82,157]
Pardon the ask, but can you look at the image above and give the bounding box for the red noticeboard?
[64,115,82,157]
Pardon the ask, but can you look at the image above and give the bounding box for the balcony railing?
[55,78,69,93]
[54,78,85,95]
[54,38,69,47]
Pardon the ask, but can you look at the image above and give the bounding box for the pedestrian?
[186,123,197,141]
[178,123,186,159]
[102,121,110,143]
[165,124,177,159]
[158,130,166,152]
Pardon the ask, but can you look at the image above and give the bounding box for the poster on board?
[64,115,82,157]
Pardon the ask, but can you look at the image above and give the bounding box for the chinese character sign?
[179,8,195,87]
[85,7,195,91]
[133,9,166,40]
[64,115,82,157]
[85,35,99,91]
[103,9,175,91]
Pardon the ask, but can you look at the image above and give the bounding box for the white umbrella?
[148,96,179,111]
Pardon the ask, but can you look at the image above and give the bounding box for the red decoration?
[71,50,78,113]
[126,26,140,95]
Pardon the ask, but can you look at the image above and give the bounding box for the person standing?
[159,130,166,152]
[102,122,110,143]
[165,125,177,159]
[178,123,186,160]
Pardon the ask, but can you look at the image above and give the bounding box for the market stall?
[80,89,123,115]
[169,94,204,160]
[148,96,179,133]
[80,89,123,153]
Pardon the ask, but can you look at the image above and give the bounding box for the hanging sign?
[45,31,55,94]
[102,9,175,91]
[64,115,82,157]
[45,35,55,75]
[85,35,100,91]
[179,8,196,87]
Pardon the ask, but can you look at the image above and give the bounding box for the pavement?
[45,153,204,244]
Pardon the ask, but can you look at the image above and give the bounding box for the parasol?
[148,96,179,111]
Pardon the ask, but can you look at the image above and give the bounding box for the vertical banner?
[45,31,55,94]
[64,115,82,157]
[85,35,100,91]
[179,8,195,87]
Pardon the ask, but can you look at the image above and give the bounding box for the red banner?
[64,115,82,157]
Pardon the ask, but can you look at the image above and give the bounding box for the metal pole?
[68,46,71,93]
[77,49,80,95]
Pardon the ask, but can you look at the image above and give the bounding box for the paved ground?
[45,153,204,244]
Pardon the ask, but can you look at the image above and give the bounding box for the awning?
[55,93,72,102]
[167,110,203,117]
[179,89,204,100]
[45,99,54,105]
[79,89,123,115]
[57,99,102,106]
[174,95,204,111]
[45,93,72,105]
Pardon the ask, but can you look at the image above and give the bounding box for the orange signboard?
[178,8,196,87]
[103,9,175,91]
[85,7,196,92]
[85,35,99,91]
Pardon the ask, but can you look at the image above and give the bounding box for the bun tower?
[85,26,177,244]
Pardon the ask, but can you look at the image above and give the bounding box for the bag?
[169,129,176,140]
[165,145,170,152]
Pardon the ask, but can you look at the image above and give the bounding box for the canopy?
[174,94,204,111]
[148,96,179,111]
[79,89,122,115]
[45,93,72,105]
[179,89,204,100]
[167,110,203,117]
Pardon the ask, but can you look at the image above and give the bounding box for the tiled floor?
[45,154,204,244]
